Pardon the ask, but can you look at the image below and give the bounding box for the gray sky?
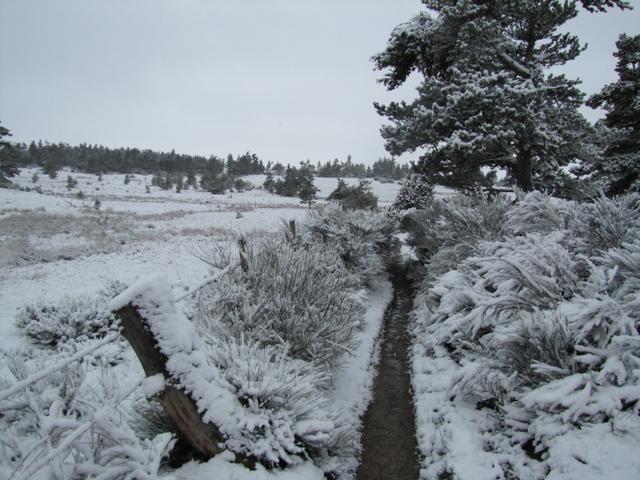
[0,1,638,166]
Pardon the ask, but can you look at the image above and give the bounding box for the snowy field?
[0,168,400,479]
[0,168,454,343]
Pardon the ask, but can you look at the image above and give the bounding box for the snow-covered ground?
[0,168,396,479]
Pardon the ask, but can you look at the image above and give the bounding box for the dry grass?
[0,209,241,267]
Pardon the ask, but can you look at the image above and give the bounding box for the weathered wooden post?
[237,236,249,274]
[112,304,225,458]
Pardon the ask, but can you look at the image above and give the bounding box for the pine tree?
[328,178,349,201]
[373,0,630,191]
[0,122,18,184]
[275,166,300,197]
[587,34,640,195]
[263,172,276,193]
[43,158,60,179]
[66,175,78,190]
[390,173,434,213]
[297,167,319,208]
[186,170,197,187]
[201,157,227,194]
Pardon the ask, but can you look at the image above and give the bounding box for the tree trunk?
[513,149,534,192]
[113,304,225,459]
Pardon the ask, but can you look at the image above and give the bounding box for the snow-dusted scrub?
[300,203,394,287]
[187,211,393,475]
[411,191,640,479]
[404,192,511,281]
[15,293,118,347]
[197,237,365,371]
[0,338,173,480]
[111,276,343,471]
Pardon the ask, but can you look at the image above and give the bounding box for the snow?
[331,280,393,412]
[174,451,325,480]
[546,423,640,480]
[142,373,166,398]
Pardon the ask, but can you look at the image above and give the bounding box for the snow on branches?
[410,190,640,478]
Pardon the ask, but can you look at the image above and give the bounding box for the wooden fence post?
[237,236,249,274]
[113,304,225,459]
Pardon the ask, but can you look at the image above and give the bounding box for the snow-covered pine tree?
[0,122,19,185]
[373,0,630,191]
[587,33,640,195]
[389,173,434,213]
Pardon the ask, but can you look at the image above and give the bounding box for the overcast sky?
[0,1,638,166]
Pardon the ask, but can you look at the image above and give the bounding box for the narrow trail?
[356,268,420,480]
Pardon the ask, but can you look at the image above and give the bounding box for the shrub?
[204,338,343,465]
[404,192,511,278]
[197,237,365,371]
[301,203,393,286]
[66,175,78,190]
[15,293,118,347]
[505,190,575,236]
[328,179,378,210]
[569,192,640,253]
[411,190,640,469]
[1,358,174,479]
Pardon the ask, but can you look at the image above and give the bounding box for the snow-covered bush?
[206,338,346,466]
[506,190,640,253]
[301,203,393,287]
[411,190,640,477]
[388,173,434,217]
[197,237,365,371]
[111,276,344,469]
[504,190,576,236]
[15,294,118,347]
[0,345,173,480]
[404,192,511,279]
[570,192,640,252]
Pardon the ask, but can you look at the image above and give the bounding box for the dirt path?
[356,270,420,480]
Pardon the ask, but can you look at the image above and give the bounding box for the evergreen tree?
[201,156,227,194]
[297,166,319,208]
[186,170,197,188]
[272,162,285,175]
[274,166,300,197]
[43,158,60,179]
[328,178,350,201]
[263,172,276,193]
[0,122,18,184]
[373,0,629,191]
[328,179,378,210]
[160,174,173,190]
[390,173,434,213]
[66,175,78,190]
[587,34,640,195]
[151,173,161,187]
